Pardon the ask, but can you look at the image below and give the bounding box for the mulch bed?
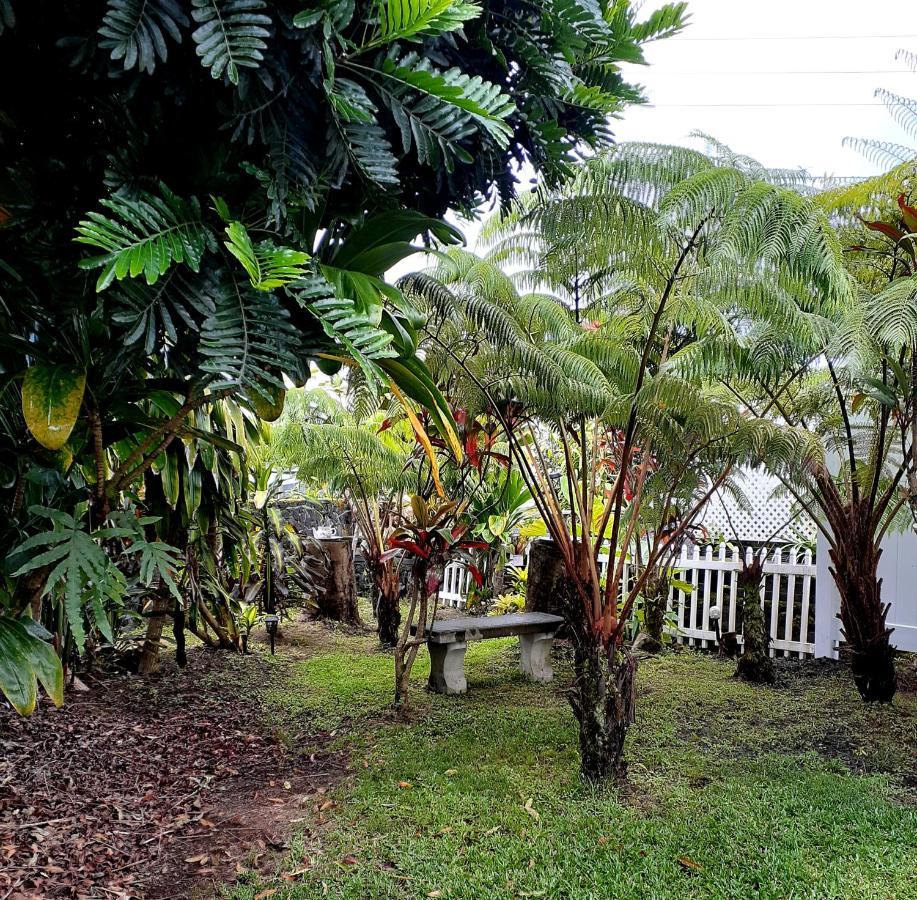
[0,643,346,900]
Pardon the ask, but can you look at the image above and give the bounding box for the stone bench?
[413,612,564,695]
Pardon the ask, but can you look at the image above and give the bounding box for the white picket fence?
[440,561,474,608]
[655,544,815,658]
[440,543,817,658]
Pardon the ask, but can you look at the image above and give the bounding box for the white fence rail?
[440,543,817,658]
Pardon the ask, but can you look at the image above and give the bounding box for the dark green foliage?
[99,0,189,75]
[0,0,682,697]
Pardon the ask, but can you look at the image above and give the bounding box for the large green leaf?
[21,362,87,451]
[0,616,64,715]
[224,221,310,290]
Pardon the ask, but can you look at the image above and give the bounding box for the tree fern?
[98,0,188,74]
[191,0,271,85]
[74,185,208,291]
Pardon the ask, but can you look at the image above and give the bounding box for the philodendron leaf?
[0,616,64,715]
[246,381,286,421]
[21,363,86,450]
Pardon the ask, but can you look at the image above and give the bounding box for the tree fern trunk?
[829,520,896,702]
[316,538,360,624]
[376,586,401,648]
[570,627,637,782]
[735,557,774,684]
[640,573,669,653]
[563,571,637,782]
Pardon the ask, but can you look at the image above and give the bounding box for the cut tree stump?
[526,537,570,626]
[316,537,360,625]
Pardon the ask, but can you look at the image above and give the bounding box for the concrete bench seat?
[412,612,564,695]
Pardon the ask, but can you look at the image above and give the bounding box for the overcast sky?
[613,0,916,178]
[395,0,917,270]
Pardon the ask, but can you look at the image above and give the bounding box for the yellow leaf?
[21,363,86,451]
[389,382,444,497]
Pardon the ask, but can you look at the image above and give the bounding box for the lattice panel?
[700,467,815,543]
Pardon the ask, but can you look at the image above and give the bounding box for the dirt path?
[0,624,349,900]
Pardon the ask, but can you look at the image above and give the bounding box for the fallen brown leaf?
[677,855,703,872]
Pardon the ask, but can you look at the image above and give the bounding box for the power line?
[665,69,914,76]
[647,102,889,108]
[675,34,917,42]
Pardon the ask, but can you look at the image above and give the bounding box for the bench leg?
[520,632,555,683]
[428,641,468,695]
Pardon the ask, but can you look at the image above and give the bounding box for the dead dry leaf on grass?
[677,855,703,872]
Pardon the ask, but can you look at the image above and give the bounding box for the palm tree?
[405,140,847,779]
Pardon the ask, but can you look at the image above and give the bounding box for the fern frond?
[371,56,515,147]
[200,274,302,394]
[327,79,400,187]
[290,272,397,393]
[373,0,480,46]
[110,269,216,353]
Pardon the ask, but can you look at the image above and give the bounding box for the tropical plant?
[384,494,486,704]
[235,602,264,654]
[736,184,917,702]
[406,140,848,779]
[0,613,63,715]
[270,389,417,645]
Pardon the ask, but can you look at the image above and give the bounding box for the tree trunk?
[639,572,669,653]
[374,562,401,647]
[829,522,896,702]
[735,558,775,684]
[137,589,172,675]
[526,538,568,624]
[316,537,360,624]
[569,627,637,782]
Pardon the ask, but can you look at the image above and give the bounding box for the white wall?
[814,530,917,657]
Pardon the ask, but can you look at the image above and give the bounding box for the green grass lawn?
[225,625,917,899]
